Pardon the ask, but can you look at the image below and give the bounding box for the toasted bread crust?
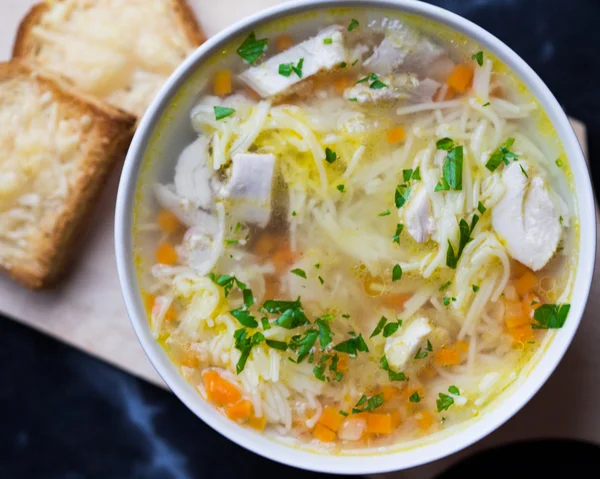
[171,0,206,47]
[11,2,47,59]
[0,61,136,288]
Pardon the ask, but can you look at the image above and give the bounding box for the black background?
[2,1,599,478]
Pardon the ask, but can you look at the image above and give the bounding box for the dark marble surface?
[1,0,599,478]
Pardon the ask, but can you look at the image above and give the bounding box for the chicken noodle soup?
[136,11,576,451]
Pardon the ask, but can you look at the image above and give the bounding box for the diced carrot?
[416,411,433,430]
[155,242,178,265]
[434,347,461,366]
[380,385,399,401]
[203,371,241,405]
[337,355,349,372]
[157,209,182,234]
[509,325,535,344]
[213,70,232,97]
[248,414,267,431]
[504,300,529,329]
[144,294,156,313]
[334,76,353,95]
[455,340,469,353]
[226,399,253,421]
[275,34,294,51]
[271,244,296,271]
[515,271,537,296]
[319,406,345,432]
[382,293,412,310]
[313,423,337,442]
[366,413,393,435]
[164,306,177,322]
[387,126,406,145]
[180,351,199,368]
[390,411,402,428]
[446,65,473,93]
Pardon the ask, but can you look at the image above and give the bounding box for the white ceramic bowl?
[115,0,596,474]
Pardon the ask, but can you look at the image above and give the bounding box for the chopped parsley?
[395,184,412,208]
[477,201,487,214]
[409,392,421,403]
[323,37,333,44]
[485,138,518,171]
[436,137,455,151]
[348,97,358,102]
[243,289,254,308]
[224,239,239,245]
[234,222,242,233]
[482,101,491,107]
[234,328,265,373]
[230,307,258,328]
[370,316,387,338]
[214,106,235,120]
[392,264,402,282]
[266,339,287,351]
[318,276,324,285]
[314,263,321,269]
[403,169,414,183]
[337,184,346,193]
[292,210,297,216]
[383,319,401,338]
[342,313,350,319]
[447,214,479,269]
[290,268,307,279]
[393,224,404,244]
[261,317,271,330]
[412,166,421,180]
[442,146,463,190]
[348,18,360,31]
[316,317,333,348]
[289,329,319,363]
[556,158,564,167]
[448,385,460,395]
[278,58,304,78]
[532,304,570,329]
[370,79,387,89]
[212,275,246,297]
[379,209,391,217]
[236,31,268,64]
[472,284,480,292]
[339,61,347,68]
[380,355,408,382]
[340,410,349,417]
[519,163,529,178]
[472,51,484,66]
[332,333,369,356]
[313,364,327,381]
[436,393,454,412]
[352,393,384,414]
[262,298,301,314]
[325,147,338,164]
[439,281,452,292]
[414,340,433,359]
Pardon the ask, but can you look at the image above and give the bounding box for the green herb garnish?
[395,184,412,208]
[392,264,402,282]
[370,316,387,338]
[214,106,235,120]
[337,184,346,192]
[291,268,307,279]
[409,392,421,403]
[472,284,480,292]
[532,304,570,329]
[352,393,384,414]
[472,51,484,66]
[439,281,452,291]
[230,307,258,328]
[379,210,391,217]
[447,214,479,269]
[266,339,287,351]
[323,37,333,44]
[437,393,454,412]
[325,147,338,164]
[348,18,359,31]
[485,138,517,171]
[380,355,408,382]
[393,224,404,244]
[236,31,268,64]
[316,317,333,348]
[477,201,487,214]
[333,333,369,356]
[436,137,455,151]
[448,385,460,395]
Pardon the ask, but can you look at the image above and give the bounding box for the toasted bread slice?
[13,0,205,118]
[0,61,136,288]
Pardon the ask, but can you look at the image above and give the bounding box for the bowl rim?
[115,0,596,474]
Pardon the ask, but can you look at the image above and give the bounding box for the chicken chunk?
[239,26,346,98]
[403,186,435,243]
[221,153,275,227]
[492,162,561,271]
[174,137,213,210]
[384,317,432,370]
[154,184,218,234]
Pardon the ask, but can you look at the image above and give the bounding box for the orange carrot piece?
[387,126,406,145]
[419,364,437,379]
[366,413,393,435]
[446,65,473,92]
[512,261,531,279]
[248,414,267,431]
[509,325,535,344]
[157,209,182,234]
[390,411,402,428]
[144,294,156,313]
[275,34,294,51]
[504,300,529,329]
[434,347,461,366]
[319,406,344,432]
[214,70,232,97]
[515,271,537,296]
[313,423,337,442]
[380,385,398,402]
[382,293,412,310]
[416,411,433,430]
[334,76,352,95]
[203,371,241,405]
[455,340,469,353]
[155,242,178,265]
[226,400,253,421]
[337,355,349,372]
